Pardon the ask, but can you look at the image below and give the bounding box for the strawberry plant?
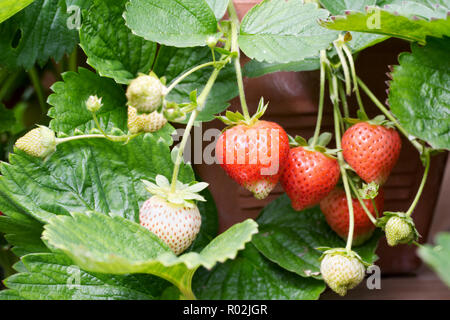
[0,0,449,300]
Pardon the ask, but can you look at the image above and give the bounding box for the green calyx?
[345,114,396,129]
[142,175,209,208]
[377,212,420,246]
[358,182,379,200]
[288,132,339,158]
[216,97,268,128]
[317,247,371,267]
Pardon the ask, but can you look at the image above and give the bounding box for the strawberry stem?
[165,61,218,96]
[356,76,424,153]
[56,133,142,144]
[311,50,327,147]
[371,198,380,218]
[92,112,109,138]
[331,74,355,252]
[333,38,352,96]
[228,0,251,122]
[170,109,198,193]
[170,57,229,192]
[406,149,430,217]
[338,82,350,128]
[342,44,368,120]
[348,179,377,225]
[28,66,47,114]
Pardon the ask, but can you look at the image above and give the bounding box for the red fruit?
[215,120,289,199]
[320,188,384,245]
[342,122,401,185]
[280,147,340,211]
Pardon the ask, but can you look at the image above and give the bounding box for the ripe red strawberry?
[342,122,401,185]
[215,120,289,199]
[280,147,340,211]
[320,188,384,245]
[140,195,201,255]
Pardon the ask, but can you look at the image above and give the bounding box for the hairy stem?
[338,81,350,126]
[342,44,368,119]
[331,74,355,252]
[28,66,47,114]
[356,77,423,152]
[228,0,251,122]
[311,50,327,147]
[68,49,78,72]
[56,133,141,144]
[165,61,217,95]
[170,64,224,192]
[333,40,351,96]
[406,150,430,216]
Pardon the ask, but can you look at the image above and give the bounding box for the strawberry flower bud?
[85,95,103,112]
[320,250,366,296]
[385,216,415,246]
[126,74,165,113]
[15,126,56,158]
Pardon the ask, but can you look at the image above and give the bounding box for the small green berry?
[320,252,365,296]
[15,126,56,158]
[126,75,165,113]
[385,216,415,246]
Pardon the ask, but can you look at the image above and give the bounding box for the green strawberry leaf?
[124,0,220,48]
[0,210,48,256]
[0,289,24,300]
[243,58,320,78]
[42,211,258,297]
[252,195,381,279]
[0,0,33,24]
[2,253,169,299]
[320,2,450,44]
[1,133,193,224]
[205,0,228,20]
[319,0,389,52]
[0,104,16,133]
[193,243,326,300]
[418,232,450,287]
[153,46,238,122]
[388,37,450,150]
[79,0,157,84]
[0,0,79,70]
[239,0,338,63]
[47,68,127,135]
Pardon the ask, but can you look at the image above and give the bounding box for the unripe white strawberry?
[126,74,165,113]
[127,106,167,134]
[15,126,56,158]
[140,195,201,255]
[320,251,365,296]
[385,216,415,246]
[139,175,208,255]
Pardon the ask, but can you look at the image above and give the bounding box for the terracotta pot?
[193,0,448,274]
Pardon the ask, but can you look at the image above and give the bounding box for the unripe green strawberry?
[15,126,56,158]
[320,251,365,296]
[127,106,167,134]
[385,216,415,246]
[140,195,202,255]
[126,74,165,113]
